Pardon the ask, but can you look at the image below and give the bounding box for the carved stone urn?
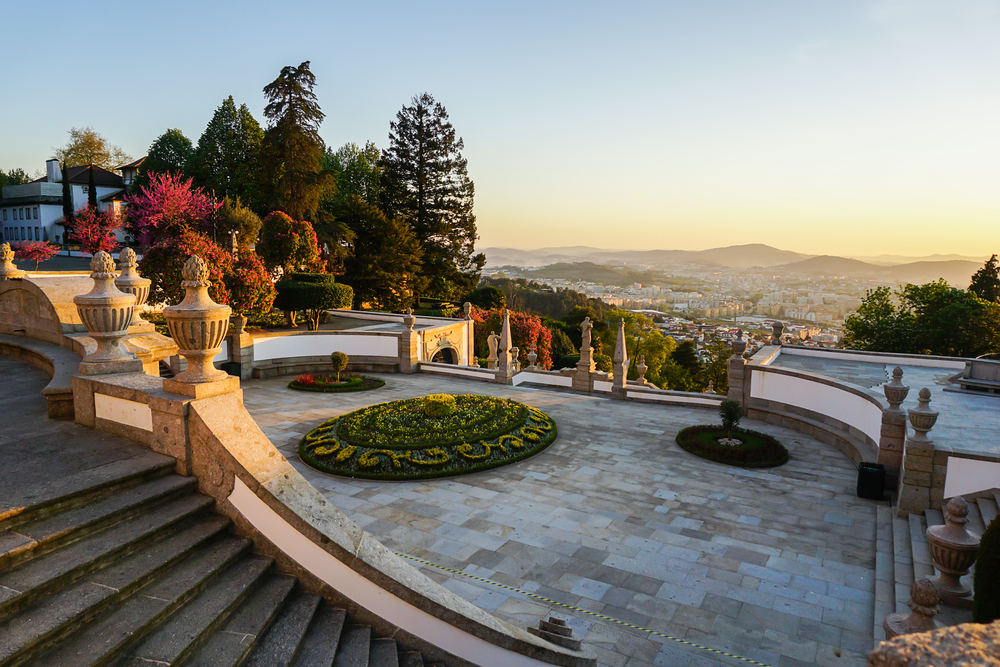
[73,251,142,374]
[526,344,537,370]
[403,307,415,330]
[731,329,747,357]
[637,355,649,385]
[908,388,939,442]
[883,578,943,639]
[114,247,153,331]
[0,243,26,280]
[163,255,231,387]
[883,366,910,412]
[926,496,980,601]
[770,321,784,345]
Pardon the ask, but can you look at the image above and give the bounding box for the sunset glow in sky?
[3,0,998,257]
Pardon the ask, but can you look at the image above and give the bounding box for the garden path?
[244,373,879,667]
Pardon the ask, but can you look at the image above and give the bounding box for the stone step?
[0,492,214,618]
[0,450,175,531]
[33,535,252,667]
[874,504,895,642]
[399,652,425,667]
[113,555,274,666]
[966,500,986,537]
[0,474,197,572]
[369,638,400,667]
[925,508,944,527]
[891,506,913,614]
[978,496,998,529]
[333,625,371,667]
[908,513,934,580]
[291,604,346,667]
[244,590,322,667]
[181,574,298,667]
[0,516,230,667]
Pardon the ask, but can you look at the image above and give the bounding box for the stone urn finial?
[0,242,26,280]
[162,255,232,389]
[114,247,152,329]
[908,387,939,443]
[403,307,415,330]
[637,354,648,385]
[770,321,784,345]
[526,343,537,370]
[926,497,980,602]
[883,578,943,639]
[463,301,472,320]
[731,329,747,356]
[73,251,141,373]
[884,366,910,412]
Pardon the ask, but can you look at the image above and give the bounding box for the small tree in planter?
[330,351,348,383]
[719,399,743,440]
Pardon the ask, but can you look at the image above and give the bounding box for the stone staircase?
[0,450,438,667]
[873,493,998,644]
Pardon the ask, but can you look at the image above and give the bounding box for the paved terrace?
[244,373,880,667]
[770,354,1000,458]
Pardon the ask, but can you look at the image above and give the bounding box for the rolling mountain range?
[482,244,987,287]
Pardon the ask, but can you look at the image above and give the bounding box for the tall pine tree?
[969,254,1000,303]
[61,163,73,224]
[131,129,194,193]
[381,93,484,299]
[190,97,265,213]
[260,62,331,221]
[87,165,98,209]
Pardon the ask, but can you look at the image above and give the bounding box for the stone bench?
[0,334,80,418]
[956,359,1000,395]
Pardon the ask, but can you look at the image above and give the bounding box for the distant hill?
[482,243,811,269]
[884,260,981,287]
[774,255,879,275]
[850,253,986,266]
[691,244,812,268]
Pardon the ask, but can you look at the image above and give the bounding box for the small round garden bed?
[288,373,385,393]
[299,394,557,480]
[675,425,789,468]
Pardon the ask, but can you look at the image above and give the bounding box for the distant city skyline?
[3,0,998,258]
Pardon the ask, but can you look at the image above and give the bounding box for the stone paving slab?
[243,371,880,667]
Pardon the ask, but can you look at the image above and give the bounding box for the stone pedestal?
[399,309,419,374]
[73,251,143,376]
[879,367,910,486]
[611,318,627,399]
[727,332,748,410]
[495,310,516,384]
[897,388,939,517]
[162,256,235,398]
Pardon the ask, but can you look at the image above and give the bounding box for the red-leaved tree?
[15,241,60,270]
[139,229,233,306]
[125,172,220,247]
[470,306,553,370]
[256,211,322,276]
[225,247,276,317]
[65,206,121,255]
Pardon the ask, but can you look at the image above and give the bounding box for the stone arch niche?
[0,277,81,350]
[430,346,458,364]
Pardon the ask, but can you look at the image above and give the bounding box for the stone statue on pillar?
[487,331,499,370]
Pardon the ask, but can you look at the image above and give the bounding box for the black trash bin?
[220,361,242,377]
[857,462,886,500]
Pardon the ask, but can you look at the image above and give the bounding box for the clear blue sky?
[3,0,998,257]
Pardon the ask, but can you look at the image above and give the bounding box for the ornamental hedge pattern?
[299,395,557,480]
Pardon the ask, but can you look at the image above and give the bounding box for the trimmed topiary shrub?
[720,399,743,438]
[274,273,353,330]
[973,512,1000,623]
[424,394,456,418]
[330,351,349,382]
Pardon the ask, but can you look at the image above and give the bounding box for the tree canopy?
[260,62,332,221]
[844,281,1000,358]
[132,129,194,192]
[190,96,265,212]
[52,127,132,171]
[969,254,1000,303]
[381,93,484,299]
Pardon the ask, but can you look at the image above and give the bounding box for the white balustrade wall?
[254,333,398,362]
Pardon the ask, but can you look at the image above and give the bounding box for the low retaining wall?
[0,333,78,418]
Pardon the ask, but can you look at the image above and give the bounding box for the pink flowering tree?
[124,172,220,247]
[470,306,553,369]
[15,241,60,270]
[224,247,276,318]
[65,206,121,255]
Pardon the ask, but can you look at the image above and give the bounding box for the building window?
[2,210,6,221]
[33,207,38,219]
[35,227,40,241]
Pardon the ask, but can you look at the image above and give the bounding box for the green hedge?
[274,274,353,330]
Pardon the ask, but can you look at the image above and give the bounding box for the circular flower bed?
[288,373,385,393]
[675,425,788,468]
[299,394,558,480]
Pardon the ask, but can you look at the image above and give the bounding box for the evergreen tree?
[87,166,97,209]
[260,62,332,221]
[132,129,194,192]
[190,97,265,212]
[969,254,1000,303]
[337,195,422,311]
[381,93,484,299]
[61,163,73,226]
[323,141,383,209]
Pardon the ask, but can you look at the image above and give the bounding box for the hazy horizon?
[4,1,998,258]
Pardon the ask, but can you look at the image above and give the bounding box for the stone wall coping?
[775,344,968,370]
[184,392,593,667]
[748,363,887,411]
[626,384,726,402]
[246,328,404,341]
[0,333,79,397]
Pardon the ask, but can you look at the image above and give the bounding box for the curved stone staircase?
[0,450,437,667]
[873,493,998,644]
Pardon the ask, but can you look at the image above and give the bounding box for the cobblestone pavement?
[243,373,879,667]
